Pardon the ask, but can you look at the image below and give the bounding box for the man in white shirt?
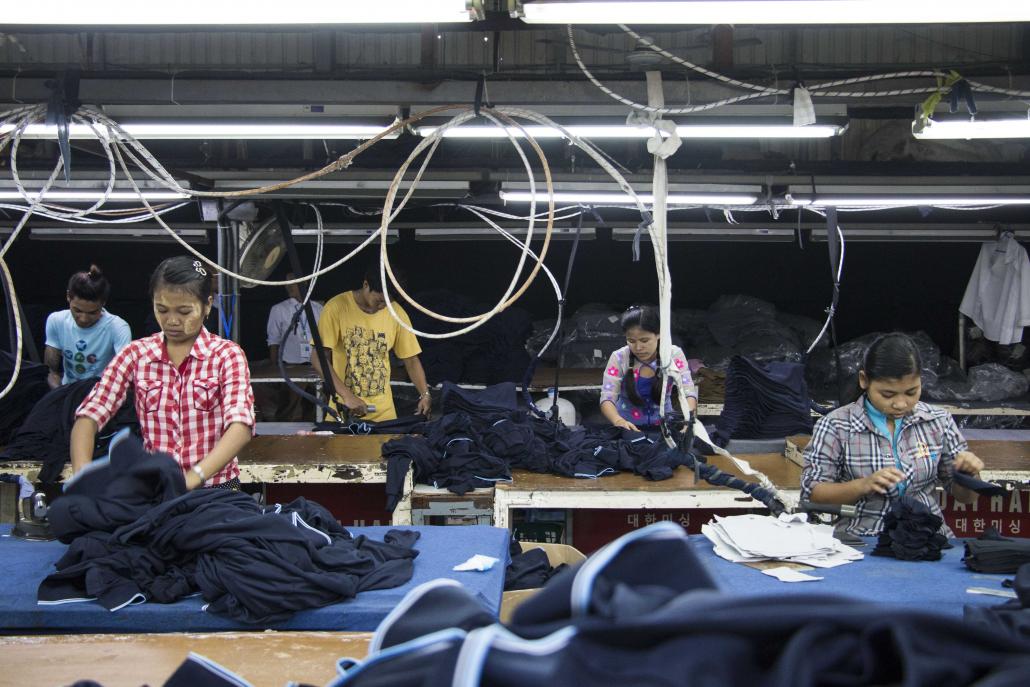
[260,273,323,420]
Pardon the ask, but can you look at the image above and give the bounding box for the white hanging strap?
[792,85,816,126]
[675,383,799,511]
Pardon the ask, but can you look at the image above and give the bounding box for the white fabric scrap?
[761,567,823,583]
[453,554,500,572]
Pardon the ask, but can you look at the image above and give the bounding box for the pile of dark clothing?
[190,522,1027,687]
[383,410,688,508]
[964,527,1030,574]
[382,383,789,513]
[408,289,532,385]
[965,563,1030,642]
[504,539,570,591]
[713,356,814,446]
[383,383,697,509]
[0,352,49,445]
[0,377,139,483]
[40,431,420,625]
[872,496,949,561]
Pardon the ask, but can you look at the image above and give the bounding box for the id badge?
[299,342,312,360]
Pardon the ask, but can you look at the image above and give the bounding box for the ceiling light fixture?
[418,123,844,139]
[515,0,1030,24]
[23,227,207,243]
[612,226,794,242]
[415,226,597,241]
[0,122,399,141]
[787,194,1030,207]
[0,191,190,202]
[4,0,479,25]
[500,191,758,205]
[913,117,1030,140]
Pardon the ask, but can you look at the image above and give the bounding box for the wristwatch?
[191,464,207,482]
[419,391,431,399]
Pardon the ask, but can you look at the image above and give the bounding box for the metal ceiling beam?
[4,76,1029,114]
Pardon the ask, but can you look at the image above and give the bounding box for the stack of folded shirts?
[964,529,1030,574]
[703,513,863,568]
[713,356,814,446]
[872,496,948,561]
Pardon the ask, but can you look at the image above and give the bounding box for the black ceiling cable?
[274,202,342,422]
[522,206,592,420]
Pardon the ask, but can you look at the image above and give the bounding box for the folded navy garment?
[714,356,814,445]
[965,528,1030,574]
[439,381,517,415]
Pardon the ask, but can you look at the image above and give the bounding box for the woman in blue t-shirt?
[44,265,132,388]
[600,305,697,431]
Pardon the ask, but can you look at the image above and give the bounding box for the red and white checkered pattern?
[76,328,255,485]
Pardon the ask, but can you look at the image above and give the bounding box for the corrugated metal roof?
[0,24,1024,72]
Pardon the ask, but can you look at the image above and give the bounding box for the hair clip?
[192,260,208,276]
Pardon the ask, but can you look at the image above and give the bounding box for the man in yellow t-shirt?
[311,261,432,421]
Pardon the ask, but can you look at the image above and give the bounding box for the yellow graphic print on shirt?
[344,326,388,398]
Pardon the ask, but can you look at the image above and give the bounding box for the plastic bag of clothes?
[709,294,777,318]
[706,295,802,364]
[806,331,942,395]
[925,363,1029,403]
[571,303,625,340]
[672,308,708,338]
[526,319,559,361]
[560,340,617,369]
[778,312,829,350]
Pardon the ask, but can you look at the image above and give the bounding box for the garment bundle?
[126,522,1030,687]
[39,431,420,624]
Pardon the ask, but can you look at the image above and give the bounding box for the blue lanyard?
[864,398,907,496]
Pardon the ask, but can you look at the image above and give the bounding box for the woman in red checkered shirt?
[70,257,255,490]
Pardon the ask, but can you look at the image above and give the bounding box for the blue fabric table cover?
[0,524,509,633]
[690,535,1006,617]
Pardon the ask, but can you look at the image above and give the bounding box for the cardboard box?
[1,481,19,525]
[499,542,586,623]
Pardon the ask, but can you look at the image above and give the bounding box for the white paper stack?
[702,513,863,569]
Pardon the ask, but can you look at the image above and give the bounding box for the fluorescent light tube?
[500,191,758,205]
[0,191,189,202]
[518,1,1030,24]
[789,195,1030,207]
[291,228,400,244]
[419,123,843,139]
[415,227,597,241]
[27,227,207,243]
[613,226,794,241]
[4,0,476,25]
[0,123,398,141]
[913,118,1030,140]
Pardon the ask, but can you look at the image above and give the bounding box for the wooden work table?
[0,631,371,687]
[0,434,413,524]
[786,435,1030,480]
[492,452,802,529]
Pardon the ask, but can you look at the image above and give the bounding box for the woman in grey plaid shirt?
[801,333,984,536]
